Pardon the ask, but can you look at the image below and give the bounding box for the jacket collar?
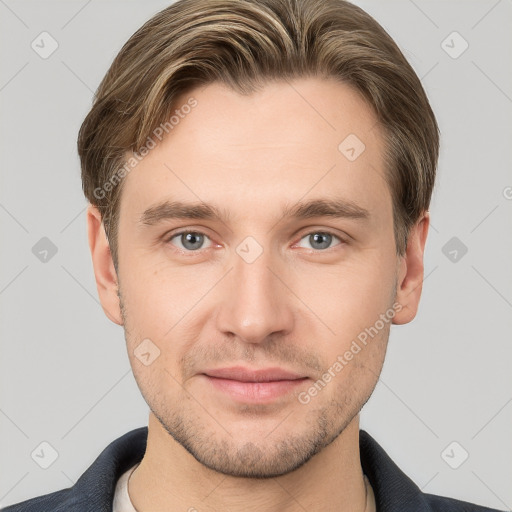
[359,430,431,511]
[69,427,430,510]
[69,427,147,510]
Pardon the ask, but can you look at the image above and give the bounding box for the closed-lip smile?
[202,366,309,402]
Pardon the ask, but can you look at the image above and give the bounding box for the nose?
[215,246,294,345]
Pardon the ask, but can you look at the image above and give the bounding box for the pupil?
[312,233,330,249]
[184,232,202,250]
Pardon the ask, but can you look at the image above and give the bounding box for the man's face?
[115,78,401,477]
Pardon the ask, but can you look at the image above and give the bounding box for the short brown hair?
[78,0,439,269]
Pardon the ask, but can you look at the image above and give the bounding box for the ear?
[392,211,430,325]
[86,204,123,325]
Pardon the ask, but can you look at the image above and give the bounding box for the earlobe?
[86,204,123,325]
[392,212,430,325]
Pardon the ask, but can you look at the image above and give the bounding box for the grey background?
[1,0,511,509]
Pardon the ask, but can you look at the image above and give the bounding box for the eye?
[296,231,344,251]
[167,230,212,252]
[165,229,345,254]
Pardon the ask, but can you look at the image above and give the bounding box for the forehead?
[120,77,390,225]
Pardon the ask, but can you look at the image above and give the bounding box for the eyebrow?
[138,198,370,227]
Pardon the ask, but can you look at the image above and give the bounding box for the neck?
[128,413,367,512]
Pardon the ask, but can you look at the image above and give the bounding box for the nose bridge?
[217,239,293,344]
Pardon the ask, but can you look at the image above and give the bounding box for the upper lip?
[203,366,307,382]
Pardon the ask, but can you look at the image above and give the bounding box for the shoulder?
[424,493,505,512]
[1,489,80,512]
[1,427,147,512]
[359,429,505,512]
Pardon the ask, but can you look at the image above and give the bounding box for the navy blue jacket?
[2,427,503,511]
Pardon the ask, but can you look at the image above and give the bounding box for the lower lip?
[204,375,308,403]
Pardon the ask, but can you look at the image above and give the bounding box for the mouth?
[201,366,309,403]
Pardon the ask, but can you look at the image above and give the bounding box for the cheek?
[120,253,194,335]
[119,259,209,384]
[295,254,397,336]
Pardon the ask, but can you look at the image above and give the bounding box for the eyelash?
[165,229,346,255]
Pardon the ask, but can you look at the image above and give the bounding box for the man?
[2,0,504,510]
